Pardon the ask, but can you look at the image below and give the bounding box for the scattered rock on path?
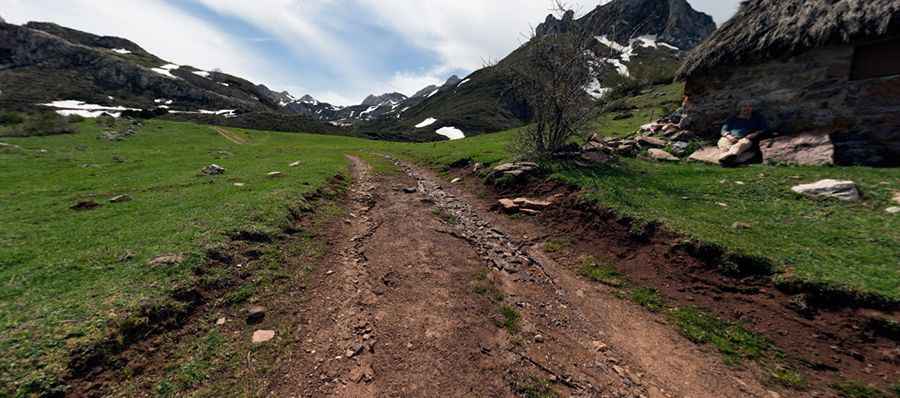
[216,317,227,326]
[71,200,100,211]
[402,187,417,193]
[451,177,462,184]
[647,149,679,161]
[791,179,861,201]
[201,164,225,176]
[109,194,132,203]
[498,198,518,212]
[252,330,275,344]
[246,306,266,324]
[513,198,552,210]
[147,254,185,267]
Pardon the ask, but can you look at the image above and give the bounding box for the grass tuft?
[630,287,665,312]
[670,307,770,365]
[578,256,626,287]
[831,380,888,398]
[498,305,522,334]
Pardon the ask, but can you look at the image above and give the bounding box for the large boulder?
[759,132,835,166]
[791,179,861,201]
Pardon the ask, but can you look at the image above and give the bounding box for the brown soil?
[442,163,900,397]
[264,157,783,398]
[67,156,896,397]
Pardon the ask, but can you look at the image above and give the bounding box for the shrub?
[1,112,76,137]
[0,111,25,125]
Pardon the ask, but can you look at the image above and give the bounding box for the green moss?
[630,287,664,312]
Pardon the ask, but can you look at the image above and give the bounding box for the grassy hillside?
[0,120,372,395]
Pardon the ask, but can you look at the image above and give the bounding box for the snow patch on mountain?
[436,127,465,140]
[457,78,471,88]
[151,64,181,79]
[415,118,437,128]
[192,70,211,78]
[111,48,131,55]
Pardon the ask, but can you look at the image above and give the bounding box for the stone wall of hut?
[683,44,900,166]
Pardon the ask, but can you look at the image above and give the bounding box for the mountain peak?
[442,75,462,87]
[361,92,407,107]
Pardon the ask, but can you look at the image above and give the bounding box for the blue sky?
[1,0,741,105]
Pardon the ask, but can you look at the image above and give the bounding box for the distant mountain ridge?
[0,0,716,141]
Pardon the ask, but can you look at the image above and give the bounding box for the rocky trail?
[265,156,783,398]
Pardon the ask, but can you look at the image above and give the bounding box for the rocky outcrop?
[535,10,576,37]
[579,0,716,50]
[759,132,835,166]
[361,93,408,107]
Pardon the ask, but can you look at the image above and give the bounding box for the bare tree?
[503,1,602,159]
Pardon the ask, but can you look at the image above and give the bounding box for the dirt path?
[213,127,249,145]
[267,156,782,397]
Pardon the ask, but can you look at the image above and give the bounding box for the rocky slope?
[0,21,300,116]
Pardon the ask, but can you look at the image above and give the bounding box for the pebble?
[252,330,275,343]
[246,306,266,324]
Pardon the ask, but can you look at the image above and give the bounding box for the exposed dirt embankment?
[442,162,899,396]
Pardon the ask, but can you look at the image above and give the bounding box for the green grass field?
[0,120,374,395]
[1,112,898,396]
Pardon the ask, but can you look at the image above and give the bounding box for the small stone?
[402,187,417,193]
[892,191,900,205]
[246,306,266,324]
[147,254,185,267]
[791,179,861,201]
[534,334,545,343]
[267,171,284,178]
[647,149,679,161]
[252,330,275,343]
[234,183,245,187]
[216,317,226,326]
[887,207,900,214]
[732,222,752,230]
[109,194,132,203]
[289,161,301,167]
[591,341,608,352]
[451,177,462,184]
[688,146,723,165]
[520,208,541,216]
[201,164,225,175]
[717,202,729,207]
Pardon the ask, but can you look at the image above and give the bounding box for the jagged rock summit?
[537,0,716,49]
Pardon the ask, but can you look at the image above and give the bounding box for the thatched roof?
[676,0,900,80]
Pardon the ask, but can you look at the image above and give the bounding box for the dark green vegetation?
[498,305,523,334]
[0,111,80,137]
[0,119,373,395]
[831,380,894,398]
[671,307,771,365]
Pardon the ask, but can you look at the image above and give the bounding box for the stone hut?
[675,0,900,166]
